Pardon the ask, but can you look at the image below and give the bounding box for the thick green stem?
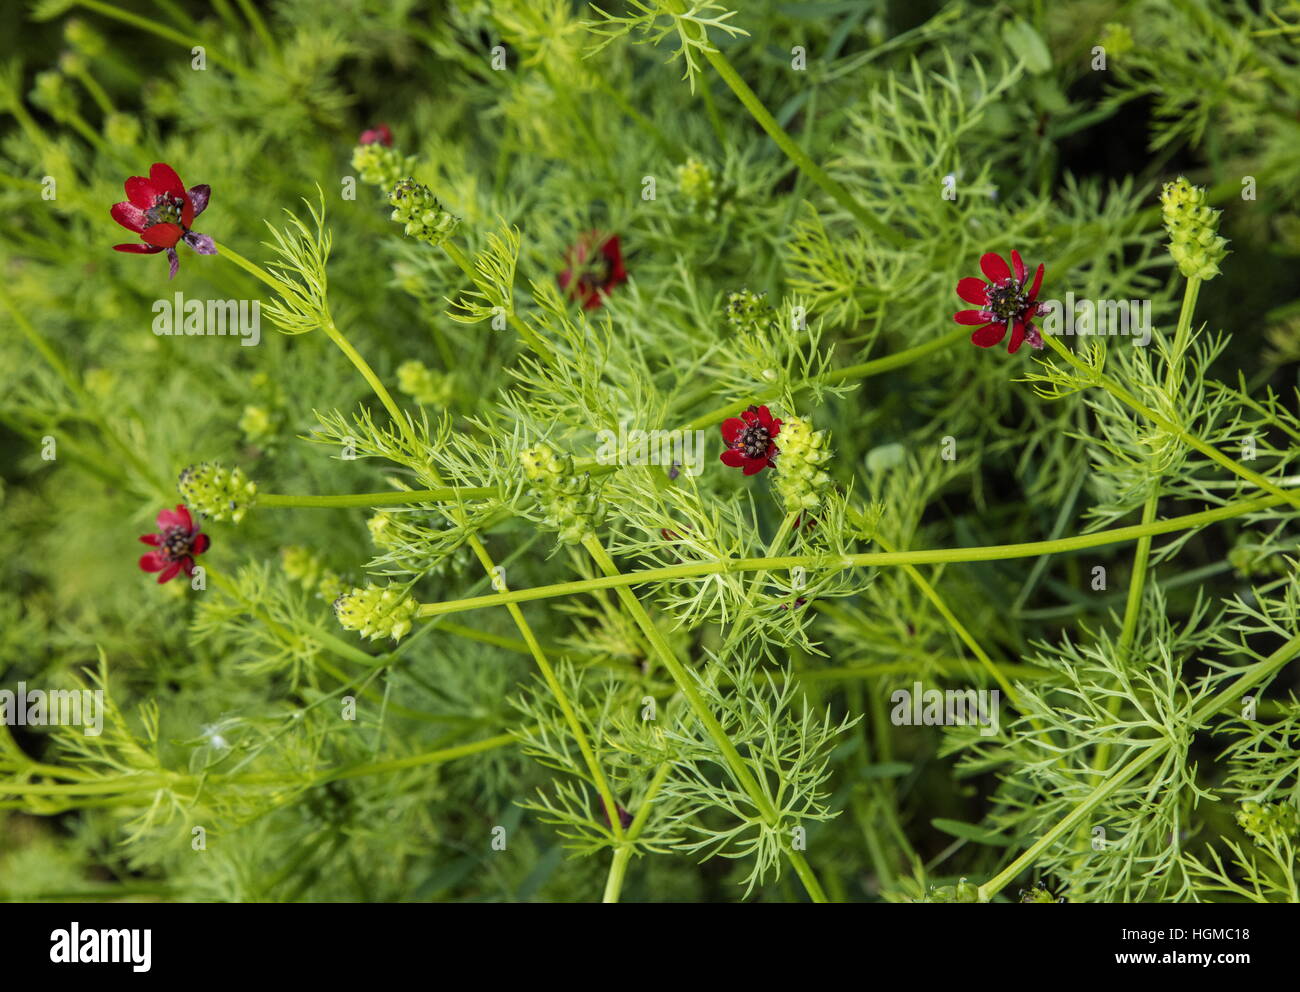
[418,491,1290,619]
[258,488,496,508]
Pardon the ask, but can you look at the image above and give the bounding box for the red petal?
[180,195,195,229]
[768,419,781,438]
[111,201,147,233]
[125,175,155,207]
[954,309,991,325]
[139,551,166,572]
[720,449,746,468]
[141,223,182,248]
[742,458,767,476]
[114,243,164,254]
[721,417,745,443]
[139,533,162,546]
[158,561,182,583]
[1028,263,1044,301]
[157,504,192,530]
[149,163,185,197]
[956,277,989,305]
[1007,320,1026,354]
[191,533,210,554]
[980,252,1010,283]
[181,557,196,576]
[1010,249,1026,284]
[970,323,1007,347]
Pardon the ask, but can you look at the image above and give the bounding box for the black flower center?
[161,525,195,561]
[146,193,185,228]
[986,279,1028,321]
[736,423,772,459]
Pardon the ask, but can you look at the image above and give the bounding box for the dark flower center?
[146,193,186,229]
[581,252,612,288]
[161,525,195,561]
[986,279,1028,322]
[736,423,772,459]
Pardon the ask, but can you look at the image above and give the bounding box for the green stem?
[77,0,241,72]
[417,490,1290,618]
[1040,330,1300,511]
[257,488,495,508]
[669,3,902,248]
[674,328,968,434]
[602,762,673,903]
[582,535,829,902]
[980,630,1300,902]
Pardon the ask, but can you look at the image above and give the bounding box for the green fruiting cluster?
[924,878,980,902]
[367,511,400,549]
[725,288,776,333]
[281,545,323,588]
[178,462,258,523]
[397,359,453,406]
[1160,177,1229,281]
[103,112,141,146]
[1236,801,1299,846]
[334,584,416,642]
[676,156,717,214]
[520,444,601,544]
[774,416,833,512]
[1019,883,1064,903]
[388,179,460,247]
[351,142,416,190]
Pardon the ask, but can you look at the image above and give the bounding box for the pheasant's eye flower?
[720,404,781,475]
[558,233,627,310]
[359,123,393,146]
[138,505,209,583]
[111,162,216,279]
[954,250,1047,354]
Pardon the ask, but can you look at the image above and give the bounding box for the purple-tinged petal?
[111,201,148,233]
[182,231,217,255]
[187,184,210,218]
[167,247,180,280]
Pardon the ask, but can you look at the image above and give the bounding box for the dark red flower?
[111,162,216,279]
[720,404,781,476]
[954,250,1048,354]
[138,504,210,583]
[558,233,627,310]
[359,123,393,146]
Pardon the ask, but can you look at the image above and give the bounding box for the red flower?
[138,505,210,583]
[954,250,1048,354]
[111,162,216,279]
[720,404,781,475]
[359,123,393,146]
[558,233,627,310]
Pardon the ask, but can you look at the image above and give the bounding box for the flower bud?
[334,584,417,642]
[725,288,776,333]
[675,156,717,215]
[1160,177,1229,281]
[773,416,833,512]
[178,462,258,523]
[388,178,460,247]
